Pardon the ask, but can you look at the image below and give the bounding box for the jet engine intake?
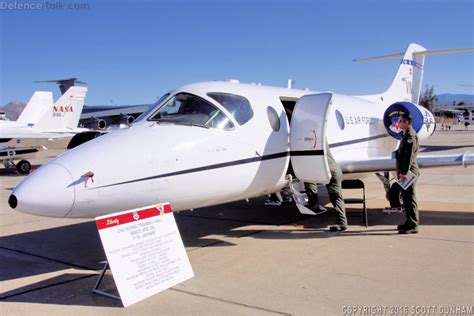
[91,117,107,130]
[120,114,135,126]
[383,102,436,140]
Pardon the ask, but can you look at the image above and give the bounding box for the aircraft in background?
[9,43,474,217]
[34,78,87,95]
[1,86,88,173]
[36,78,150,130]
[79,103,149,130]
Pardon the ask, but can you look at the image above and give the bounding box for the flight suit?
[326,149,347,226]
[396,127,420,228]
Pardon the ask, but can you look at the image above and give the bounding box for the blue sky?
[1,0,473,105]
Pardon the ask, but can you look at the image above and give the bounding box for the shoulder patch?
[407,137,413,143]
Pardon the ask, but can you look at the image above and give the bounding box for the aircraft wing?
[339,151,474,174]
[80,104,150,129]
[1,132,76,140]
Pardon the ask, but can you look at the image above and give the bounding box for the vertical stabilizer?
[33,86,88,131]
[354,44,473,104]
[16,91,53,125]
[385,43,427,104]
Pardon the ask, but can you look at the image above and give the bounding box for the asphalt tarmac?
[1,127,473,315]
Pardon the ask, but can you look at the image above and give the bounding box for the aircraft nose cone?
[10,163,75,217]
[8,194,18,209]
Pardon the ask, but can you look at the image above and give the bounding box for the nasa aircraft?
[1,86,88,173]
[36,78,147,130]
[8,43,474,217]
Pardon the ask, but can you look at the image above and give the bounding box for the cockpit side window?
[148,93,234,130]
[135,93,170,122]
[207,93,254,125]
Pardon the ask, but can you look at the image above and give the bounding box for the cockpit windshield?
[135,93,170,122]
[148,93,234,130]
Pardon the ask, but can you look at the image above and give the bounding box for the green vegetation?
[419,85,437,112]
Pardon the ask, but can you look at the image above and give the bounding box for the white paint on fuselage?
[11,42,465,218]
[37,81,397,217]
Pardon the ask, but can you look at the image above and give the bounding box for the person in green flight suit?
[325,147,348,232]
[396,112,420,234]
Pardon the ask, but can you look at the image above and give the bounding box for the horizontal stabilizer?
[34,78,87,95]
[353,47,474,62]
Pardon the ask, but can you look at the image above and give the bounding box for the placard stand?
[91,261,120,301]
[93,203,194,307]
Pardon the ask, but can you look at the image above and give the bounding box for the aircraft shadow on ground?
[1,272,123,307]
[0,199,303,282]
[0,198,304,307]
[233,206,474,240]
[0,200,472,306]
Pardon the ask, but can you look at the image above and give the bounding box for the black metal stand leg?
[91,262,121,301]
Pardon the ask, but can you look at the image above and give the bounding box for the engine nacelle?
[383,102,436,141]
[91,117,107,130]
[120,114,135,126]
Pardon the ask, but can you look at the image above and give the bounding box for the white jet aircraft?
[8,43,474,217]
[1,86,88,173]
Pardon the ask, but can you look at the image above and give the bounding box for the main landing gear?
[3,159,32,174]
[16,160,32,174]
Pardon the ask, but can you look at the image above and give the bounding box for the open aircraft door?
[290,93,332,184]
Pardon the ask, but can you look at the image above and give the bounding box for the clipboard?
[398,170,417,190]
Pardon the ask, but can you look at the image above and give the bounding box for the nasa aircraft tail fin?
[33,86,88,131]
[353,43,474,104]
[16,91,54,126]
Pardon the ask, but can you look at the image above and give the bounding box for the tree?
[419,85,437,112]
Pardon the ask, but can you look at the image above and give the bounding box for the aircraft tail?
[386,43,427,104]
[353,43,474,104]
[33,86,88,131]
[16,91,54,126]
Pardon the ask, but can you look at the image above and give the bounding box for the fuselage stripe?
[291,150,324,156]
[93,134,388,189]
[329,133,389,148]
[94,151,293,189]
[0,148,38,157]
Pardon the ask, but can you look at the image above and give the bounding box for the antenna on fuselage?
[287,79,294,89]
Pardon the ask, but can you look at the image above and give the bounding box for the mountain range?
[436,94,474,103]
[0,101,27,120]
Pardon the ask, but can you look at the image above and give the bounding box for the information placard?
[95,203,194,307]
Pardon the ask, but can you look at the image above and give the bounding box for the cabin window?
[207,93,254,125]
[148,93,234,130]
[266,106,280,132]
[335,110,345,130]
